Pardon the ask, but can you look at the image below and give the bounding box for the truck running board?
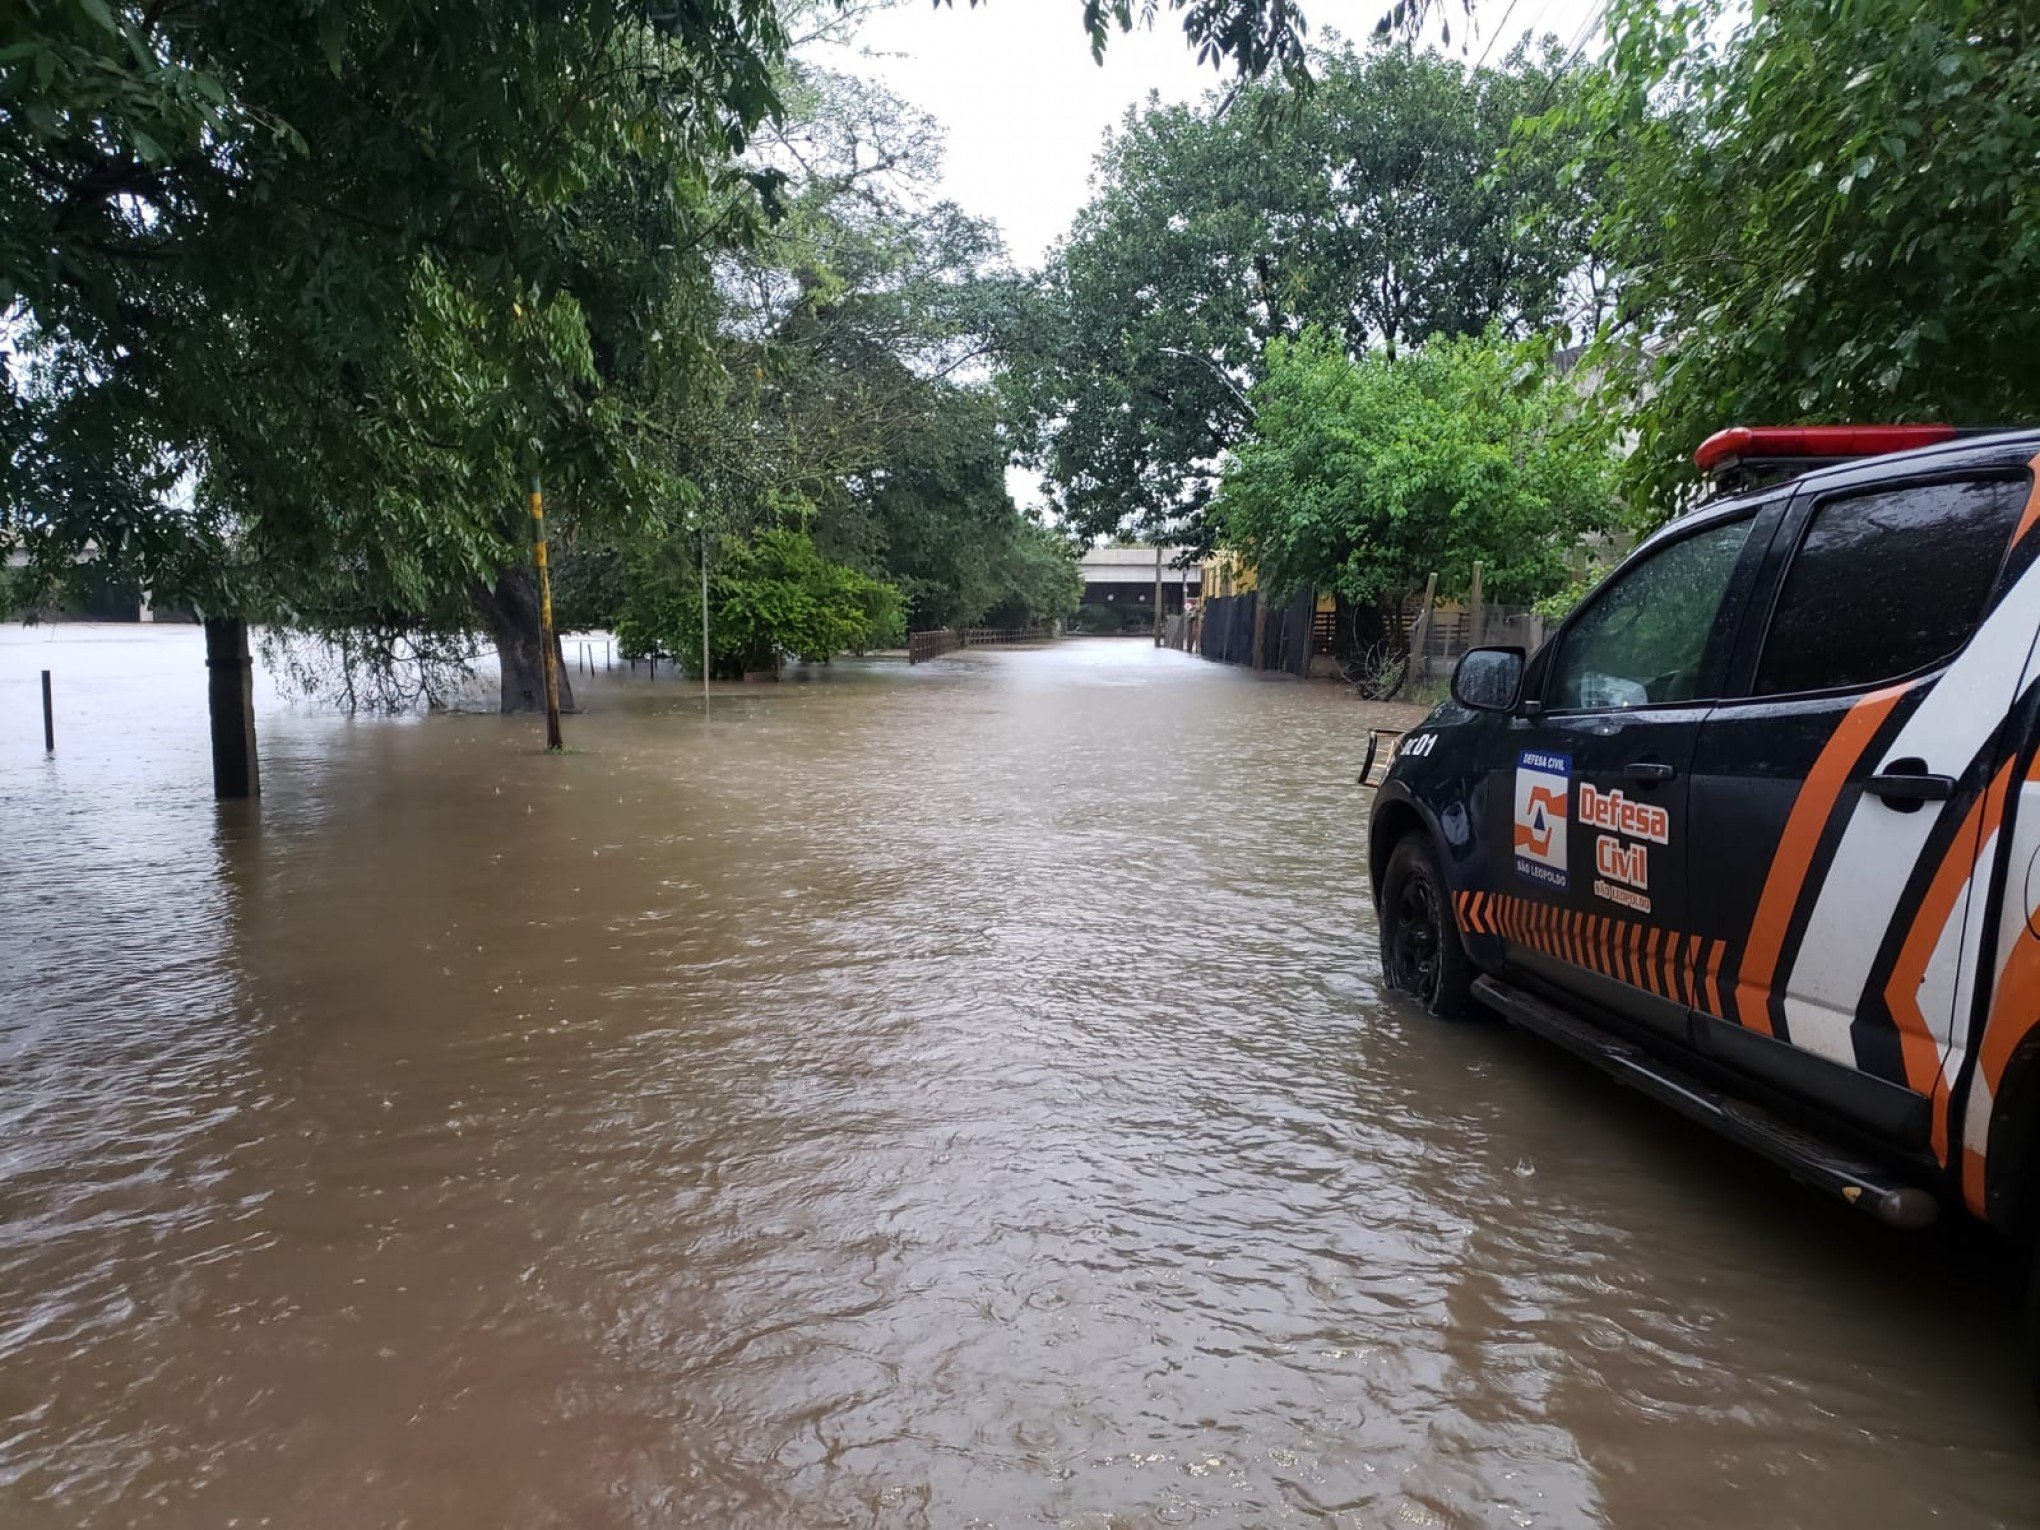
[1471,976,1940,1231]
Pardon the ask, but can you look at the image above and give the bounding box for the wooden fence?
[906,626,1050,665]
[907,628,961,663]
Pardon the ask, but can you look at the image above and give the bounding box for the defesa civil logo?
[1513,749,1570,890]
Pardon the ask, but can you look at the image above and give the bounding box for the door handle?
[1623,760,1676,784]
[1863,758,1954,812]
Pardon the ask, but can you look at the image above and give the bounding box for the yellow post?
[531,475,564,751]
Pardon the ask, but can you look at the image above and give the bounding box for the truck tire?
[1380,833,1475,1019]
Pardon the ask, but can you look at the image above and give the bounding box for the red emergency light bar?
[1694,423,1959,477]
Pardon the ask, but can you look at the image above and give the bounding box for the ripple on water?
[1,630,2037,1527]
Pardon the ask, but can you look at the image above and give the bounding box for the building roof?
[1077,545,1200,580]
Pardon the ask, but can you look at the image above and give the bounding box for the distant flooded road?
[3,626,2037,1527]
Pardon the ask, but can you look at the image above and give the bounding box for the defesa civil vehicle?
[1367,424,2040,1382]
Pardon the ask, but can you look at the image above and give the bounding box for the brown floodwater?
[3,624,2039,1528]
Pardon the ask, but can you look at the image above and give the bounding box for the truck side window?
[1547,519,1753,711]
[1754,479,2022,696]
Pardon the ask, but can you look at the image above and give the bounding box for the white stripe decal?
[1781,560,2040,1061]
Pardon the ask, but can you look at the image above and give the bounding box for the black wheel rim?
[1388,870,1443,1005]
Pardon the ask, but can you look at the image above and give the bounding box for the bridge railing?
[906,629,960,664]
[907,626,1051,664]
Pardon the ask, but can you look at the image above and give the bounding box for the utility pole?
[530,475,564,752]
[700,528,711,719]
[1153,543,1164,646]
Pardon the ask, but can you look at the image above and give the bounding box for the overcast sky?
[804,0,1608,519]
[811,0,1609,268]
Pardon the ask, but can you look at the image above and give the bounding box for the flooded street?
[4,625,2039,1528]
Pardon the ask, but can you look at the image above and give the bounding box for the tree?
[2,0,1313,743]
[1004,41,1595,546]
[3,0,788,720]
[584,65,1073,647]
[616,527,900,679]
[1212,328,1615,638]
[1552,0,2040,515]
[947,0,1309,84]
[813,384,1079,632]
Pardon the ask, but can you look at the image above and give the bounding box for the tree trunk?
[474,565,577,716]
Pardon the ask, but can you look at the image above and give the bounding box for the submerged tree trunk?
[474,565,577,716]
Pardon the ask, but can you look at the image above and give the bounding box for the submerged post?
[204,618,259,799]
[41,669,53,753]
[530,475,564,752]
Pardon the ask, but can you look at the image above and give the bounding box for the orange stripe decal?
[1735,683,1909,1035]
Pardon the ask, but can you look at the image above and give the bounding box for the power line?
[1560,0,1613,69]
[1518,0,1563,49]
[1473,0,1529,71]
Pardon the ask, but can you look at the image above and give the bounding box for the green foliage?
[548,545,631,634]
[616,528,901,679]
[977,516,1084,630]
[1547,0,2040,516]
[3,0,786,647]
[636,65,1069,638]
[945,0,1309,84]
[1005,40,1598,546]
[1531,563,1610,623]
[809,384,1079,631]
[1213,329,1616,612]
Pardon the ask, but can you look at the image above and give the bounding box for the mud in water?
[3,626,2038,1528]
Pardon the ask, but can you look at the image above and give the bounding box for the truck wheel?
[1380,833,1474,1019]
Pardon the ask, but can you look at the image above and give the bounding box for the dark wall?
[1077,581,1201,614]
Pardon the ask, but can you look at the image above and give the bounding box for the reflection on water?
[2,625,2036,1527]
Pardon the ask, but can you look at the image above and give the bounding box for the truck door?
[1490,511,1767,1037]
[1685,469,2037,1155]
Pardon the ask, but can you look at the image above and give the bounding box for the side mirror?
[1451,646,1526,712]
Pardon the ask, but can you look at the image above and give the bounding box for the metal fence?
[1194,591,1314,678]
